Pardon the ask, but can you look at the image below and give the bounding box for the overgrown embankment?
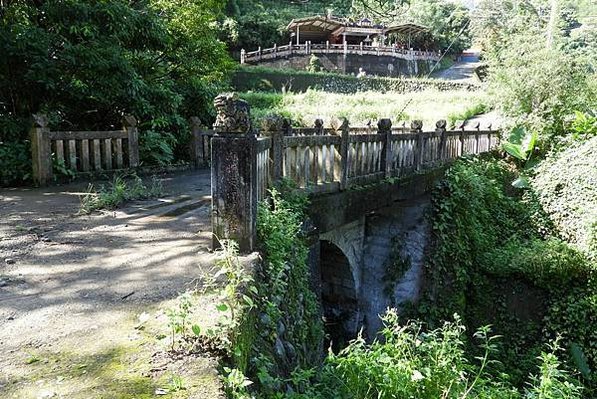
[220,186,324,398]
[217,155,593,398]
[233,66,480,94]
[421,138,596,389]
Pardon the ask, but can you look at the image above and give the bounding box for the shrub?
[480,238,590,290]
[0,0,232,184]
[0,140,31,186]
[79,174,162,213]
[530,137,597,259]
[545,286,597,375]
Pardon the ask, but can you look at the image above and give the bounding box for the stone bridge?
[209,98,500,340]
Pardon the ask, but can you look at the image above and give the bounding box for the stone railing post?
[273,43,277,58]
[436,119,447,161]
[314,118,324,136]
[326,40,330,51]
[30,114,52,186]
[123,115,139,168]
[378,118,393,178]
[261,115,284,181]
[487,123,493,150]
[458,121,466,156]
[339,118,350,190]
[411,120,424,170]
[240,49,246,64]
[189,116,205,169]
[257,46,262,61]
[474,121,481,154]
[282,117,293,137]
[211,93,256,253]
[289,40,293,55]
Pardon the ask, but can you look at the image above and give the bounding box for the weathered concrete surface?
[310,171,439,342]
[308,168,444,234]
[211,135,257,252]
[320,218,365,296]
[359,198,430,337]
[0,170,225,398]
[245,53,435,77]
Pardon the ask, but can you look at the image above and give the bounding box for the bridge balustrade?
[210,116,500,252]
[241,42,441,64]
[30,114,140,186]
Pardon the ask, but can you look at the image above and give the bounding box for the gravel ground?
[0,170,225,398]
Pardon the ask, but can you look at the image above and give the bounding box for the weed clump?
[79,174,162,213]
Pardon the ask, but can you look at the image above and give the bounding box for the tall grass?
[241,88,488,129]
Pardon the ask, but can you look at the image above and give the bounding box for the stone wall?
[247,53,436,77]
[233,68,480,94]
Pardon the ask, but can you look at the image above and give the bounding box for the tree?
[474,0,596,143]
[350,0,411,23]
[0,0,232,184]
[403,0,471,54]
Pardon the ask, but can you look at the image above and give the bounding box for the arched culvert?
[319,240,359,351]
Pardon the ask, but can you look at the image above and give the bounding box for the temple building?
[240,14,440,77]
[287,15,429,48]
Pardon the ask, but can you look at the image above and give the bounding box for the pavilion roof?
[286,15,345,32]
[286,16,430,40]
[386,23,429,36]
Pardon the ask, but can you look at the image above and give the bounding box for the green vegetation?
[223,0,471,55]
[248,186,324,393]
[241,88,487,128]
[419,150,595,386]
[222,0,351,53]
[79,174,163,214]
[474,0,596,145]
[1,0,232,185]
[530,136,597,257]
[447,103,488,127]
[233,66,478,93]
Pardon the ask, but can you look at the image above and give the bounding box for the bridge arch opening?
[319,240,359,351]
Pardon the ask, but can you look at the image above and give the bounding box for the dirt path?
[431,60,482,82]
[0,171,224,398]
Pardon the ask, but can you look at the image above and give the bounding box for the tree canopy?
[0,0,232,184]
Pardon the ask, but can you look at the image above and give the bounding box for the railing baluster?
[81,139,90,171]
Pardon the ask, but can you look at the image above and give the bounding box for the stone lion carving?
[410,120,423,131]
[377,118,392,132]
[436,119,447,129]
[213,93,251,133]
[260,114,284,135]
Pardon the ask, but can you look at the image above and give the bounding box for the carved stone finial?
[457,120,466,130]
[340,117,350,131]
[473,121,481,129]
[32,114,48,128]
[189,116,202,129]
[122,115,137,128]
[377,118,392,132]
[282,117,292,128]
[260,114,284,135]
[410,120,423,131]
[314,118,324,135]
[435,119,447,129]
[213,92,251,134]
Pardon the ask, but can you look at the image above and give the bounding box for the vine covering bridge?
[208,95,500,252]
